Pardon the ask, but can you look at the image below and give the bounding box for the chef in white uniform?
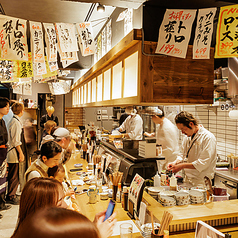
[144,106,179,169]
[167,111,217,186]
[119,106,143,140]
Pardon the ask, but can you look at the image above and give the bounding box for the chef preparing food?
[144,106,179,169]
[118,106,143,140]
[167,111,217,186]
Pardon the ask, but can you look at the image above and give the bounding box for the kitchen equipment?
[214,174,238,199]
[139,141,156,158]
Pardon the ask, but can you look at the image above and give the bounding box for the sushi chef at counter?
[144,106,179,169]
[167,111,217,186]
[118,106,143,140]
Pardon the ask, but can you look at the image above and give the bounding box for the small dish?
[74,163,83,168]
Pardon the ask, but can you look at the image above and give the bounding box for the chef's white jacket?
[119,114,143,140]
[156,118,179,168]
[177,125,217,186]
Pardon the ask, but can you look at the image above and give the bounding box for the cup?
[120,223,133,238]
[87,185,98,204]
[112,185,118,201]
[151,229,163,238]
[88,163,94,170]
[100,192,108,200]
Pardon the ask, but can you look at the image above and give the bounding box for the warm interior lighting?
[97,3,105,12]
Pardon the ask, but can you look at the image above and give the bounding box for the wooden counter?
[65,154,238,237]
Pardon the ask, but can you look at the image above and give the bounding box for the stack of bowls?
[148,187,165,201]
[189,190,204,204]
[159,190,176,198]
[191,187,207,203]
[159,195,176,207]
[175,191,190,206]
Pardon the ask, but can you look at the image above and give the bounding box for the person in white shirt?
[119,106,143,140]
[167,111,217,186]
[144,106,179,169]
[6,103,25,205]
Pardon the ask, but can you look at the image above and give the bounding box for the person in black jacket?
[40,106,59,129]
[0,97,11,216]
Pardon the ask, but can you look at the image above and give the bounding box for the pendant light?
[97,3,105,12]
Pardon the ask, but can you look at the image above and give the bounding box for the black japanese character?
[221,30,233,41]
[174,35,185,43]
[178,21,186,34]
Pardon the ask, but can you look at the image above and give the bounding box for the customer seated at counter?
[13,207,101,238]
[118,106,143,140]
[167,111,217,186]
[39,120,56,146]
[25,141,62,182]
[53,127,75,164]
[48,164,80,212]
[12,178,116,238]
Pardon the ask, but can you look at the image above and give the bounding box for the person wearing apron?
[6,102,26,205]
[144,106,179,170]
[0,97,11,217]
[167,111,217,186]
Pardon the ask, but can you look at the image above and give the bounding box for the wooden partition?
[72,29,214,107]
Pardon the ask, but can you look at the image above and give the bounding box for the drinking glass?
[120,223,133,238]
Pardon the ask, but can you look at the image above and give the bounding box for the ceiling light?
[97,3,105,12]
[229,110,238,119]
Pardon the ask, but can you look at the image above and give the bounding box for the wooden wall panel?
[141,43,214,104]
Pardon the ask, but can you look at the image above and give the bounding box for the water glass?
[120,223,133,238]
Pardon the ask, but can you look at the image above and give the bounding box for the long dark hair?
[13,207,100,238]
[12,178,63,237]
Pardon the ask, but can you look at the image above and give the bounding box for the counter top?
[65,153,238,238]
[215,168,238,183]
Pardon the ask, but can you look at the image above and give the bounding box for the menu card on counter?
[128,173,144,219]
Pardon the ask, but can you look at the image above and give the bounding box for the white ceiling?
[0,0,117,37]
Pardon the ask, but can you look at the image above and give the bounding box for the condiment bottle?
[161,174,166,186]
[122,187,128,211]
[116,183,121,203]
[154,172,161,187]
[164,230,169,238]
[170,174,177,191]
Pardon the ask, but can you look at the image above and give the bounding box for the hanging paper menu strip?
[0,59,14,82]
[76,22,95,57]
[29,21,45,63]
[0,15,28,61]
[193,8,217,59]
[155,9,197,58]
[55,23,78,53]
[14,52,33,78]
[43,23,57,62]
[215,4,238,58]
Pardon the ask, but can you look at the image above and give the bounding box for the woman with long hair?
[14,207,100,238]
[12,177,116,238]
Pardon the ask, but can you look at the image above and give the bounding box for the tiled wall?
[180,104,238,161]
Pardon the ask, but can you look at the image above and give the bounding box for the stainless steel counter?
[215,168,238,183]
